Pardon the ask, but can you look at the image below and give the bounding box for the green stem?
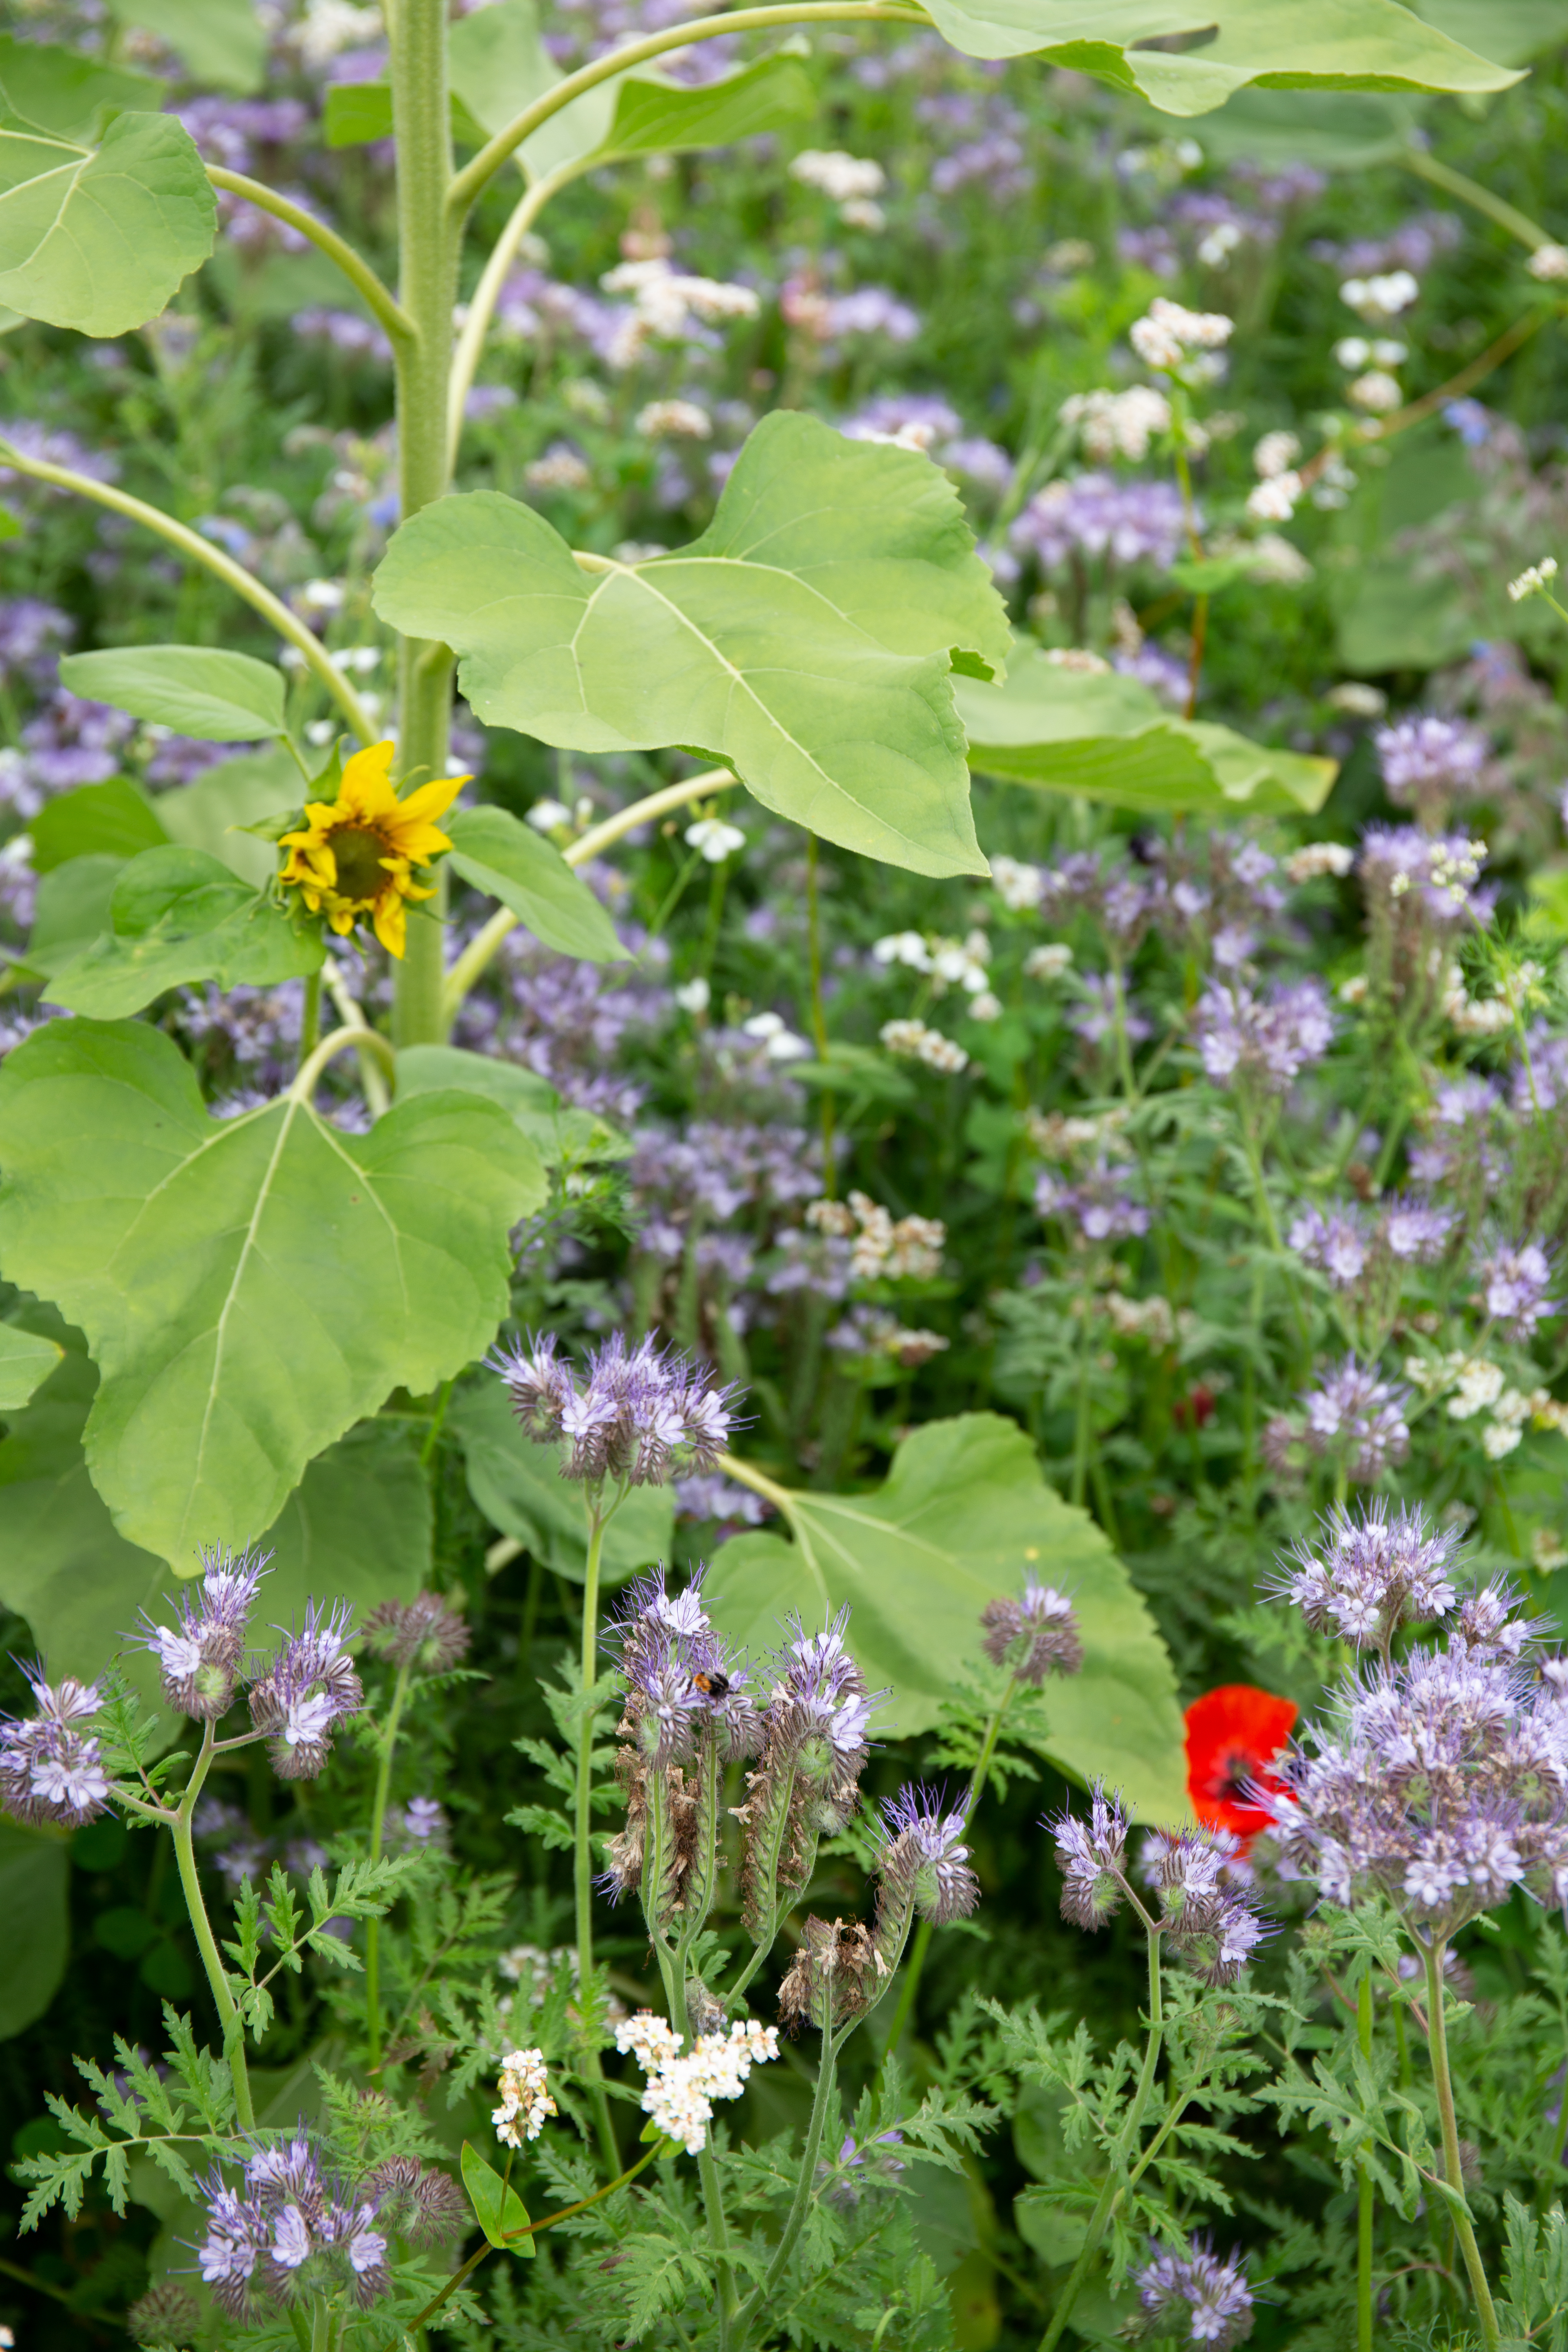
[805,830,836,1189]
[575,1501,620,2174]
[1359,1970,1375,2352]
[289,1023,398,1106]
[448,4,928,217]
[205,166,414,341]
[440,769,733,1024]
[1401,149,1553,252]
[172,1726,256,2131]
[364,1660,413,2073]
[668,1969,738,2341]
[1424,1940,1499,2351]
[0,444,375,743]
[1071,1304,1094,1508]
[298,970,322,1067]
[739,2014,843,2331]
[407,2144,662,2330]
[1036,1926,1164,2352]
[448,162,585,467]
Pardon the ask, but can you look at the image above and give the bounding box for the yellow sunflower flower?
[279,740,469,959]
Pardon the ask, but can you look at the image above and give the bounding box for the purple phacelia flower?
[1301,1357,1410,1483]
[490,1330,742,1487]
[1194,975,1334,1093]
[1133,2236,1255,2349]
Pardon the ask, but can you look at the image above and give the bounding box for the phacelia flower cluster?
[1477,1238,1558,1340]
[778,1782,980,2034]
[247,1599,364,1781]
[1265,1529,1568,1936]
[0,1668,110,1827]
[492,2047,557,2147]
[198,2135,460,2318]
[139,1545,271,1721]
[490,1330,741,1486]
[980,1579,1084,1684]
[1296,1357,1411,1485]
[1034,1157,1152,1243]
[1133,2236,1255,2349]
[1373,714,1488,828]
[362,1590,472,1674]
[1194,977,1334,1094]
[613,2011,779,2154]
[1054,1783,1267,1984]
[1271,1503,1462,1659]
[734,1607,887,1939]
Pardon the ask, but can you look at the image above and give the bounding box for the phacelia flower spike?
[1052,1781,1130,1929]
[980,1578,1084,1684]
[489,1330,743,1487]
[361,1590,471,1673]
[1133,2236,1255,2349]
[138,1544,270,1720]
[248,1599,363,1780]
[0,1666,110,1827]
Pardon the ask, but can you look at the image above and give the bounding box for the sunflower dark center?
[329,823,393,900]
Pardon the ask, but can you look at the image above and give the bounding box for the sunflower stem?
[298,970,322,1066]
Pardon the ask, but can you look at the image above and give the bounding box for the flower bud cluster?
[1133,2236,1255,2349]
[872,1783,979,1955]
[613,2011,779,2153]
[980,1578,1084,1685]
[0,1667,109,1826]
[490,1330,740,1487]
[1054,1785,1266,1985]
[491,2047,557,2147]
[362,1590,471,1673]
[197,2134,456,2318]
[1266,1519,1568,1936]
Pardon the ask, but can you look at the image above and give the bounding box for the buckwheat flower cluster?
[1270,1501,1461,1657]
[879,1016,969,1073]
[137,1545,270,1720]
[735,1607,887,1937]
[196,2135,441,2318]
[980,1578,1084,1684]
[1374,715,1488,828]
[1129,295,1234,377]
[1477,1238,1558,1339]
[613,2012,779,2154]
[1035,1157,1151,1243]
[1194,975,1335,1093]
[1263,1582,1568,1937]
[1300,1357,1411,1484]
[1060,385,1172,462]
[0,1667,110,1827]
[1509,555,1560,600]
[362,1589,471,1673]
[248,1600,363,1780]
[1133,2237,1255,2349]
[492,2047,557,2148]
[490,1330,741,1487]
[805,1191,945,1281]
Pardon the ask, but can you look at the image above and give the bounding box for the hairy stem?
[1424,1939,1499,2350]
[205,167,414,341]
[1037,1926,1164,2352]
[574,1502,620,2174]
[172,1727,256,2131]
[289,1023,398,1106]
[407,2144,662,2329]
[1358,1969,1375,2352]
[364,1660,413,2073]
[0,444,375,743]
[736,2013,844,2335]
[805,830,836,1189]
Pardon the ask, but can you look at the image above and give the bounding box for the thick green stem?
[1358,1970,1375,2352]
[389,0,460,1050]
[735,2011,843,2338]
[0,444,375,742]
[298,970,322,1067]
[1037,1926,1164,2352]
[1071,1303,1094,1508]
[1424,1941,1499,2351]
[205,166,414,340]
[172,1727,256,2131]
[290,1023,398,1106]
[364,1660,413,2073]
[1401,150,1551,252]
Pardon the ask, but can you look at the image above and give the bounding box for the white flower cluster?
[636,399,712,440]
[1024,942,1074,980]
[1128,296,1233,377]
[989,855,1044,912]
[1405,1353,1568,1461]
[1059,385,1171,462]
[879,1018,968,1073]
[1508,557,1559,602]
[1283,839,1355,884]
[524,445,591,493]
[492,2048,557,2149]
[1528,243,1568,282]
[1026,1104,1128,1160]
[1340,270,1418,324]
[686,814,745,861]
[1253,429,1301,481]
[293,0,383,66]
[1246,471,1303,523]
[1104,1290,1178,1345]
[600,260,760,368]
[790,149,885,203]
[741,1010,812,1062]
[613,2012,779,2156]
[806,1190,945,1281]
[873,926,992,999]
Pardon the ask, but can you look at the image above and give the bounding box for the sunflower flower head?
[278,740,467,958]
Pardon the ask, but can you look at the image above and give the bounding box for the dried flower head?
[361,1591,471,1673]
[138,1545,270,1720]
[356,2156,466,2246]
[777,1914,881,2034]
[980,1580,1084,1684]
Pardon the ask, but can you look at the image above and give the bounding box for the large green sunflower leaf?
[396,1046,632,1171]
[445,805,628,962]
[955,652,1335,817]
[374,414,1008,880]
[705,1415,1189,1823]
[920,0,1519,105]
[0,1822,68,2039]
[0,1319,62,1409]
[29,780,170,874]
[0,1023,545,1566]
[104,0,267,96]
[448,1378,673,1586]
[42,846,325,1020]
[0,34,163,139]
[58,646,288,742]
[0,110,214,337]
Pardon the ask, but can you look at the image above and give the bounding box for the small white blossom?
[790,149,885,202]
[525,797,572,833]
[1129,296,1233,374]
[1024,943,1074,980]
[879,1018,968,1073]
[990,855,1044,911]
[742,1011,812,1062]
[1509,557,1559,602]
[1253,430,1301,480]
[1284,841,1355,883]
[1348,370,1403,415]
[1246,472,1301,523]
[1339,269,1419,323]
[1060,385,1171,462]
[1528,242,1568,282]
[674,977,710,1015]
[635,399,712,440]
[685,816,745,862]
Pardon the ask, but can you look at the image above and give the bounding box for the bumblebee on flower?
[277,738,467,958]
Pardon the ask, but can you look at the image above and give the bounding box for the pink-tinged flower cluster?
[1194,976,1334,1093]
[1264,1528,1568,1937]
[1133,2236,1255,2348]
[0,1668,109,1827]
[1053,1783,1267,1984]
[490,1330,742,1487]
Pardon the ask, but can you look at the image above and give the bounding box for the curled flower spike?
[873,1783,979,1967]
[248,1599,363,1780]
[980,1578,1084,1684]
[361,1591,470,1673]
[0,1666,109,1827]
[489,1330,743,1487]
[1133,2236,1255,2349]
[1140,1827,1270,1985]
[1052,1781,1130,1930]
[138,1544,270,1720]
[1269,1499,1461,1654]
[777,1914,881,2035]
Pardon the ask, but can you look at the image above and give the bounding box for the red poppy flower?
[1185,1684,1298,1844]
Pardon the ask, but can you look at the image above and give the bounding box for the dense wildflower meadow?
[10,2,1568,2347]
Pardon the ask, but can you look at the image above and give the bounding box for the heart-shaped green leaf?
[919,0,1519,106]
[374,413,1009,880]
[706,1414,1189,1822]
[58,646,287,741]
[157,745,303,887]
[954,651,1335,816]
[0,1022,546,1565]
[42,846,324,1020]
[445,806,628,962]
[104,0,267,95]
[21,856,126,978]
[0,110,214,337]
[449,1378,673,1586]
[461,2142,536,2257]
[0,1320,63,1409]
[28,779,169,874]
